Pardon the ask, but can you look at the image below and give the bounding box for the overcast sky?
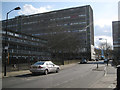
[1,0,119,48]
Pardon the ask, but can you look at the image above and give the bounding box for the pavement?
[91,64,117,89]
[1,62,117,89]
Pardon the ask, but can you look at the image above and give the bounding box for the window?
[78,14,86,17]
[49,62,53,65]
[15,33,19,37]
[8,32,13,36]
[46,63,49,65]
[34,62,45,65]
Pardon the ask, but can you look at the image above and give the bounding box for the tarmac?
[0,62,117,89]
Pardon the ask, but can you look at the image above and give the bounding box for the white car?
[30,61,60,75]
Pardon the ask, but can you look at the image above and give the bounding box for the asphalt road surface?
[3,61,105,88]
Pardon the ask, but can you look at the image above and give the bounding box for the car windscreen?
[34,62,45,65]
[82,59,86,61]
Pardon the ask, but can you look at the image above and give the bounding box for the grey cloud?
[94,25,112,37]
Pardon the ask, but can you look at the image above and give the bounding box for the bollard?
[107,59,109,66]
[97,63,98,68]
[117,65,120,89]
[96,59,99,68]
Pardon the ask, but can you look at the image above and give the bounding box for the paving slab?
[90,65,117,89]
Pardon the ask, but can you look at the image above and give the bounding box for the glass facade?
[2,5,94,61]
[112,21,120,64]
[2,30,51,65]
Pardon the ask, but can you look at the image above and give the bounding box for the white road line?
[104,66,107,76]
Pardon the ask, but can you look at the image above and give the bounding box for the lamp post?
[4,7,21,76]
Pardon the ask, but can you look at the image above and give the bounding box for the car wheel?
[56,68,59,73]
[44,69,48,75]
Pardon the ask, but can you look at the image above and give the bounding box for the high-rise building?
[112,21,120,64]
[2,5,95,60]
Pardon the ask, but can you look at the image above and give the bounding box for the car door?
[49,62,55,72]
[47,62,53,72]
[52,63,57,72]
[46,62,50,71]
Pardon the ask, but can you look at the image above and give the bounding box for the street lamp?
[4,7,21,76]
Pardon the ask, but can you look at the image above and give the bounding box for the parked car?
[96,59,99,61]
[80,59,87,64]
[30,61,60,75]
[104,59,108,63]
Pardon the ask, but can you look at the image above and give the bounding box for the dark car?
[96,59,99,61]
[80,59,87,64]
[104,59,108,63]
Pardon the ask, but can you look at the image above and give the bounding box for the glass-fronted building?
[1,29,51,71]
[2,5,95,61]
[112,21,120,64]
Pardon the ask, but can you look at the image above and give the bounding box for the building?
[2,29,51,71]
[112,21,120,64]
[2,5,94,61]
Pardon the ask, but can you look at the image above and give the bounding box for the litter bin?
[117,65,120,89]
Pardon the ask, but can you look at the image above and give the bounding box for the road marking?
[104,66,107,76]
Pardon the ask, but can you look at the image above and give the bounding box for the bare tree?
[98,42,113,59]
[99,42,112,50]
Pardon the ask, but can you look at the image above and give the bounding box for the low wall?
[2,60,80,72]
[64,60,80,65]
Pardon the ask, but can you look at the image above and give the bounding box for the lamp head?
[14,7,21,10]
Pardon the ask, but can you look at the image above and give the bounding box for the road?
[3,61,106,88]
